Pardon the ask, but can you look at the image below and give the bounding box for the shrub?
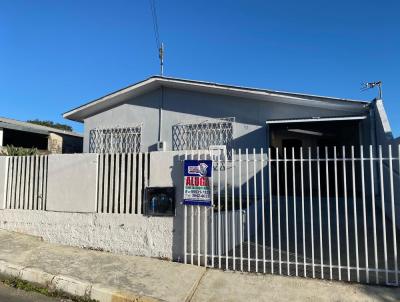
[0,145,38,156]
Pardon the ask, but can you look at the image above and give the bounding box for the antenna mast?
[361,81,382,99]
[159,42,164,76]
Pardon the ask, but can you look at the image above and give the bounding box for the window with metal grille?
[89,125,142,153]
[172,118,234,154]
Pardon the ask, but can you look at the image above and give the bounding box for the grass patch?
[1,277,98,302]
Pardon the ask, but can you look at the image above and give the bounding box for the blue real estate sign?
[183,160,213,206]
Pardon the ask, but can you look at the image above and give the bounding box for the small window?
[89,125,142,153]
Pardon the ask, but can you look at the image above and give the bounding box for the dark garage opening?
[3,128,48,150]
[268,119,364,198]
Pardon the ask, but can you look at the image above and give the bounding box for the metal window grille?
[89,125,142,153]
[172,118,234,154]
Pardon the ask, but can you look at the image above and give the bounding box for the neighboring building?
[0,117,83,154]
[63,76,396,154]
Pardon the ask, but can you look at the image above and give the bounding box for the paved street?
[0,282,71,302]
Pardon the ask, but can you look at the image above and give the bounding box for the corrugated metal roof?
[0,117,83,137]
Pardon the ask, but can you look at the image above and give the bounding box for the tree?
[27,119,73,131]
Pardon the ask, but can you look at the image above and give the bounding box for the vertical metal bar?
[40,156,45,210]
[191,150,195,265]
[261,148,266,274]
[37,156,42,211]
[342,146,350,281]
[301,147,306,277]
[204,153,208,267]
[246,149,250,271]
[131,153,137,214]
[218,150,221,268]
[370,145,378,283]
[137,153,143,214]
[28,156,33,209]
[269,147,273,274]
[309,147,315,278]
[14,157,20,209]
[20,156,26,209]
[292,147,298,277]
[225,150,228,270]
[351,146,360,282]
[40,156,46,210]
[254,148,258,273]
[103,154,109,213]
[232,150,236,271]
[334,146,341,281]
[239,149,243,271]
[317,147,323,279]
[24,156,30,210]
[120,153,126,214]
[16,157,21,209]
[360,146,369,283]
[284,148,289,275]
[33,156,38,210]
[210,150,214,268]
[126,153,131,214]
[325,147,332,280]
[276,147,281,275]
[114,154,120,213]
[184,151,188,264]
[108,154,115,213]
[378,145,388,284]
[198,150,201,267]
[391,145,399,285]
[28,156,34,209]
[29,156,34,210]
[43,156,48,210]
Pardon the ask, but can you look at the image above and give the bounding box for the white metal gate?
[183,145,400,286]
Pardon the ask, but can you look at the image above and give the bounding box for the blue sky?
[1,0,399,136]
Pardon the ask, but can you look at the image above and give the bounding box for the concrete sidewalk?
[0,230,398,302]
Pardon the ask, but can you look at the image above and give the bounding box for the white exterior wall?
[0,210,176,259]
[46,154,98,212]
[83,87,368,152]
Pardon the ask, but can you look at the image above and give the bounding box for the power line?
[149,0,160,49]
[149,0,164,75]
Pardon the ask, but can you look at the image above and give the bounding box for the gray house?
[63,76,395,154]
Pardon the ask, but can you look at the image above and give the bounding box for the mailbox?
[144,187,175,216]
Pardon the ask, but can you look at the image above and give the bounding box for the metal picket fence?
[4,155,48,210]
[96,152,149,214]
[183,145,400,286]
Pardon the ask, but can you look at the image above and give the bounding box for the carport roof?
[0,117,83,137]
[63,76,370,122]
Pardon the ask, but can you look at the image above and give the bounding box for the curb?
[0,260,163,302]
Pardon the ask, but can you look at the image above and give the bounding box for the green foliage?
[2,278,98,302]
[27,119,73,132]
[0,145,38,156]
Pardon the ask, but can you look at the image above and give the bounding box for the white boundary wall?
[0,210,175,259]
[0,151,187,261]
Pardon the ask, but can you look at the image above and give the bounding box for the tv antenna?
[149,0,164,76]
[361,81,382,99]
